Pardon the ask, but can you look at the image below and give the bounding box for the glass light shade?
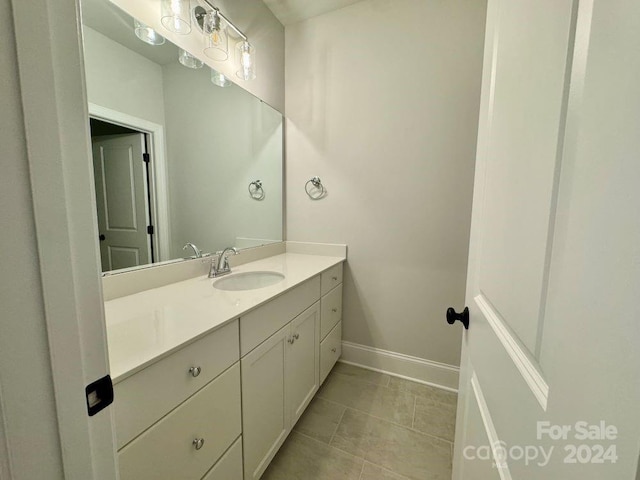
[178,48,203,69]
[203,11,228,61]
[161,0,191,34]
[236,41,256,81]
[134,19,165,45]
[211,68,232,87]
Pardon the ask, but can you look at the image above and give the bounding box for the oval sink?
[213,271,285,291]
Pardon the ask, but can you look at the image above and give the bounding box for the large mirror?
[80,0,283,273]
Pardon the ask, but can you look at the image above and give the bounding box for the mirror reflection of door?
[90,119,154,271]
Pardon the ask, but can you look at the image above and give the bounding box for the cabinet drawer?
[321,263,343,296]
[320,321,342,384]
[114,320,239,449]
[240,276,320,356]
[201,436,243,480]
[320,285,342,340]
[118,363,242,480]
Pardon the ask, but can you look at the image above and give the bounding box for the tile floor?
[262,362,457,480]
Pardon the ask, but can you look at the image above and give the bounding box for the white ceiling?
[263,0,364,25]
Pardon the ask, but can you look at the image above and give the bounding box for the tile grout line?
[294,430,368,464]
[336,364,459,399]
[331,370,393,389]
[290,424,444,480]
[357,460,366,480]
[328,405,348,446]
[411,394,417,429]
[363,460,415,480]
[321,368,456,441]
[318,382,455,445]
[325,371,457,410]
[334,405,454,446]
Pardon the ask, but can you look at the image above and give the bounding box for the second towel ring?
[305,176,326,200]
[248,180,265,200]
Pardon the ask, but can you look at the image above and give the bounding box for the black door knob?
[99,234,106,241]
[446,307,469,330]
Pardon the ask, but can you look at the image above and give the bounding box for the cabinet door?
[288,302,320,425]
[241,324,291,480]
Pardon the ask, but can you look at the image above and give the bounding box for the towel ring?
[305,176,326,200]
[248,180,265,200]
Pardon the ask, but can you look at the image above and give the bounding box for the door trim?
[475,295,549,410]
[11,0,118,478]
[89,103,172,263]
[470,372,513,480]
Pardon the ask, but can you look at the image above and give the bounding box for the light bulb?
[203,11,228,61]
[236,41,256,81]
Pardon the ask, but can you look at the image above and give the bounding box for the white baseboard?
[340,341,460,392]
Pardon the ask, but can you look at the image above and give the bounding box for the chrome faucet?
[183,242,202,258]
[209,247,239,278]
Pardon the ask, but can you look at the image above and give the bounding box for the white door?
[452,1,640,479]
[92,133,150,271]
[288,302,320,424]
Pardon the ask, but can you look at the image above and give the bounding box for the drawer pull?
[331,347,337,353]
[293,333,300,340]
[192,438,205,450]
[332,276,338,281]
[189,366,202,378]
[332,308,337,313]
[288,337,295,344]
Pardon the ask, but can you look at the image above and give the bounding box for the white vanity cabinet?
[319,263,343,383]
[241,296,321,480]
[108,255,345,480]
[114,320,243,480]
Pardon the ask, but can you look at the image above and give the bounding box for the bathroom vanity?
[104,249,345,480]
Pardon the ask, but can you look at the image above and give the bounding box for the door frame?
[9,0,119,478]
[89,103,172,263]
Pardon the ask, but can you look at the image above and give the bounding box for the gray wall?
[162,63,283,258]
[83,26,166,125]
[285,0,487,367]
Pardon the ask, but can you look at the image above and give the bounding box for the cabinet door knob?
[189,366,202,377]
[332,308,337,313]
[331,347,337,353]
[332,276,338,281]
[193,438,205,450]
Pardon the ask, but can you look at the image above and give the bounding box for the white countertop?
[105,253,345,382]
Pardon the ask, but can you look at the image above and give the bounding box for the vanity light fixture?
[193,1,257,81]
[203,9,228,61]
[161,0,191,34]
[236,40,256,81]
[178,48,203,69]
[134,19,165,45]
[211,68,232,87]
